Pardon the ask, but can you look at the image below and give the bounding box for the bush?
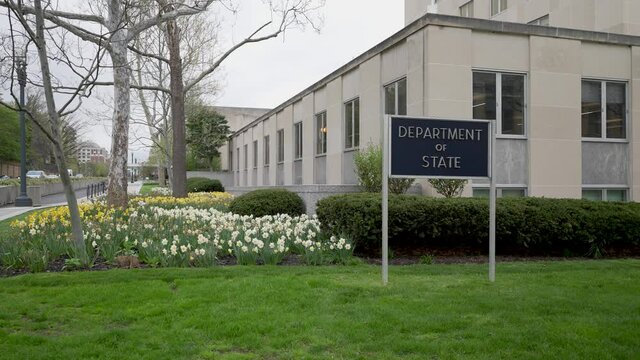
[186,177,224,193]
[229,189,305,217]
[316,193,640,257]
[354,144,415,194]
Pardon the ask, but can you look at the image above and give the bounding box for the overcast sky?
[2,1,405,162]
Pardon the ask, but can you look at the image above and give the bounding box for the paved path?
[0,181,143,222]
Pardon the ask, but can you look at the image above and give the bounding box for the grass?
[0,260,639,359]
[139,182,160,195]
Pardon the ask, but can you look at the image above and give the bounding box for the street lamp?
[14,55,32,207]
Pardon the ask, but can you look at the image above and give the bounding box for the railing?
[86,182,107,199]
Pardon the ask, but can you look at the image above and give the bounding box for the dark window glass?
[473,72,496,120]
[384,83,396,115]
[345,101,354,148]
[581,81,602,138]
[277,129,284,163]
[243,144,248,170]
[606,82,626,139]
[398,78,407,116]
[264,136,270,166]
[501,74,525,135]
[294,122,303,159]
[253,140,258,169]
[354,98,360,147]
[316,112,327,155]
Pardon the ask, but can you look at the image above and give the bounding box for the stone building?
[227,0,640,205]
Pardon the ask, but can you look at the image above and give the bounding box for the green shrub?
[316,193,640,257]
[354,144,415,194]
[186,177,224,193]
[229,189,305,217]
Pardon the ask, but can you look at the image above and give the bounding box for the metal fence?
[86,182,107,199]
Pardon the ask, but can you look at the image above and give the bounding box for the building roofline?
[232,13,640,136]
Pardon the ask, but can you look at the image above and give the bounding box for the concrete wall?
[0,179,104,206]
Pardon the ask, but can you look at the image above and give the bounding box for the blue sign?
[389,116,490,178]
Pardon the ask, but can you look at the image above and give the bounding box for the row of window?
[474,72,628,140]
[235,78,408,169]
[234,72,628,170]
[458,0,507,18]
[473,187,628,202]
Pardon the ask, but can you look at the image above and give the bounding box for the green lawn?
[139,182,160,195]
[0,260,639,359]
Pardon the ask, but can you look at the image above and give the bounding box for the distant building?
[213,107,270,172]
[226,0,640,203]
[78,141,109,163]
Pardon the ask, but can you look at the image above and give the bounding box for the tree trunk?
[158,165,165,186]
[33,0,88,265]
[165,18,187,197]
[106,10,131,207]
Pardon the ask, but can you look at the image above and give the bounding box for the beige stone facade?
[406,0,640,36]
[228,10,640,202]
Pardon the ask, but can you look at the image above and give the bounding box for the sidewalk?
[0,181,143,222]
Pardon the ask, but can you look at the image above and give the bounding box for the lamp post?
[15,56,32,207]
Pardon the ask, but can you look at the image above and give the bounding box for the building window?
[277,129,285,163]
[459,1,474,17]
[473,71,525,136]
[491,0,507,16]
[384,78,407,116]
[473,187,527,198]
[236,147,240,171]
[315,112,327,155]
[243,144,248,170]
[528,15,549,26]
[582,80,626,139]
[294,122,303,160]
[582,188,627,202]
[345,98,360,150]
[264,135,270,166]
[253,140,258,169]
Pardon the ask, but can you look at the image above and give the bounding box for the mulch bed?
[2,253,638,277]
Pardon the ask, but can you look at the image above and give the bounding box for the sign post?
[382,116,495,284]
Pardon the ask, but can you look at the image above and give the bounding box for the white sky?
[2,1,405,162]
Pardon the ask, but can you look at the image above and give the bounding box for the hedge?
[316,193,640,257]
[229,189,305,217]
[186,177,225,193]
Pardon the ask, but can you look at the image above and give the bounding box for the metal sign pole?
[489,121,497,282]
[382,116,389,285]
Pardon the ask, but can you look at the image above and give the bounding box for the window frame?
[276,129,285,164]
[581,78,628,142]
[344,97,360,151]
[263,135,270,166]
[293,121,303,161]
[472,70,528,138]
[528,15,549,26]
[384,77,407,116]
[582,186,628,202]
[459,1,474,18]
[236,147,240,171]
[315,111,327,156]
[472,185,528,198]
[243,144,248,171]
[491,0,507,16]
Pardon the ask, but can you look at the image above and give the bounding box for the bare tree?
[0,0,107,265]
[131,0,324,197]
[0,0,215,207]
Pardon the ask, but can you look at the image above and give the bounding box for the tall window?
[264,135,270,166]
[243,144,248,170]
[236,147,240,170]
[253,140,258,169]
[293,122,303,160]
[315,112,327,155]
[277,129,285,163]
[491,0,507,16]
[384,78,407,116]
[473,71,525,136]
[528,15,549,26]
[582,80,626,139]
[459,1,474,17]
[345,98,360,149]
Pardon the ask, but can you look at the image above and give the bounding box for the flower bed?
[1,192,354,272]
